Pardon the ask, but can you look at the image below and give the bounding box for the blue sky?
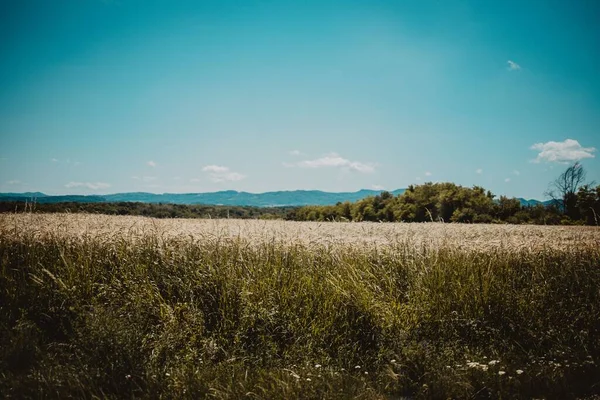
[0,0,598,199]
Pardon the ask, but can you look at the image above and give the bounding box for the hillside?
[0,189,407,207]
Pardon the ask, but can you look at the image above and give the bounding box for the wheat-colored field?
[3,212,599,251]
[2,212,600,398]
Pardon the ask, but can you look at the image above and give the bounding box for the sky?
[0,0,599,199]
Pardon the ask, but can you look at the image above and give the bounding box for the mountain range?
[0,190,552,208]
[0,189,407,207]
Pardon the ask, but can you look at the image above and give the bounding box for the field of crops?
[1,213,599,399]
[3,213,599,250]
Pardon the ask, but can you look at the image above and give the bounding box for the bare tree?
[545,162,587,218]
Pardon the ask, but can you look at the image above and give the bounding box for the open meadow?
[1,213,599,399]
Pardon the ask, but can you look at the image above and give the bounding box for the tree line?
[0,201,292,220]
[2,163,597,225]
[286,163,600,225]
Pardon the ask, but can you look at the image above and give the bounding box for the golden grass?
[1,213,599,399]
[3,212,599,252]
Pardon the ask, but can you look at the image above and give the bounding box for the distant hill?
[0,192,48,198]
[0,189,406,207]
[517,198,555,207]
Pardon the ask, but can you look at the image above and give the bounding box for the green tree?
[577,184,600,225]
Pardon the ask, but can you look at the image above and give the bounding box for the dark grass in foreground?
[1,228,599,399]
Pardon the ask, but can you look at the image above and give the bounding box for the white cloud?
[202,165,229,173]
[298,154,348,168]
[424,171,432,177]
[348,162,375,173]
[292,153,376,173]
[6,180,21,185]
[289,150,302,156]
[505,178,511,183]
[65,182,111,190]
[215,172,245,182]
[476,168,483,174]
[530,139,596,163]
[372,184,385,190]
[507,60,521,71]
[190,178,201,183]
[147,161,157,167]
[513,170,520,176]
[51,158,59,163]
[202,165,245,182]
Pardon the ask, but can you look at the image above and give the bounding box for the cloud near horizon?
[65,182,110,190]
[288,153,376,173]
[531,139,596,163]
[202,165,245,182]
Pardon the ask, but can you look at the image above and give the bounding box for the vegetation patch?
[1,215,599,398]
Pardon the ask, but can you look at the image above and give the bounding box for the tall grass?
[1,215,599,399]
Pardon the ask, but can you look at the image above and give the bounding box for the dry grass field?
[3,213,599,251]
[1,213,599,399]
